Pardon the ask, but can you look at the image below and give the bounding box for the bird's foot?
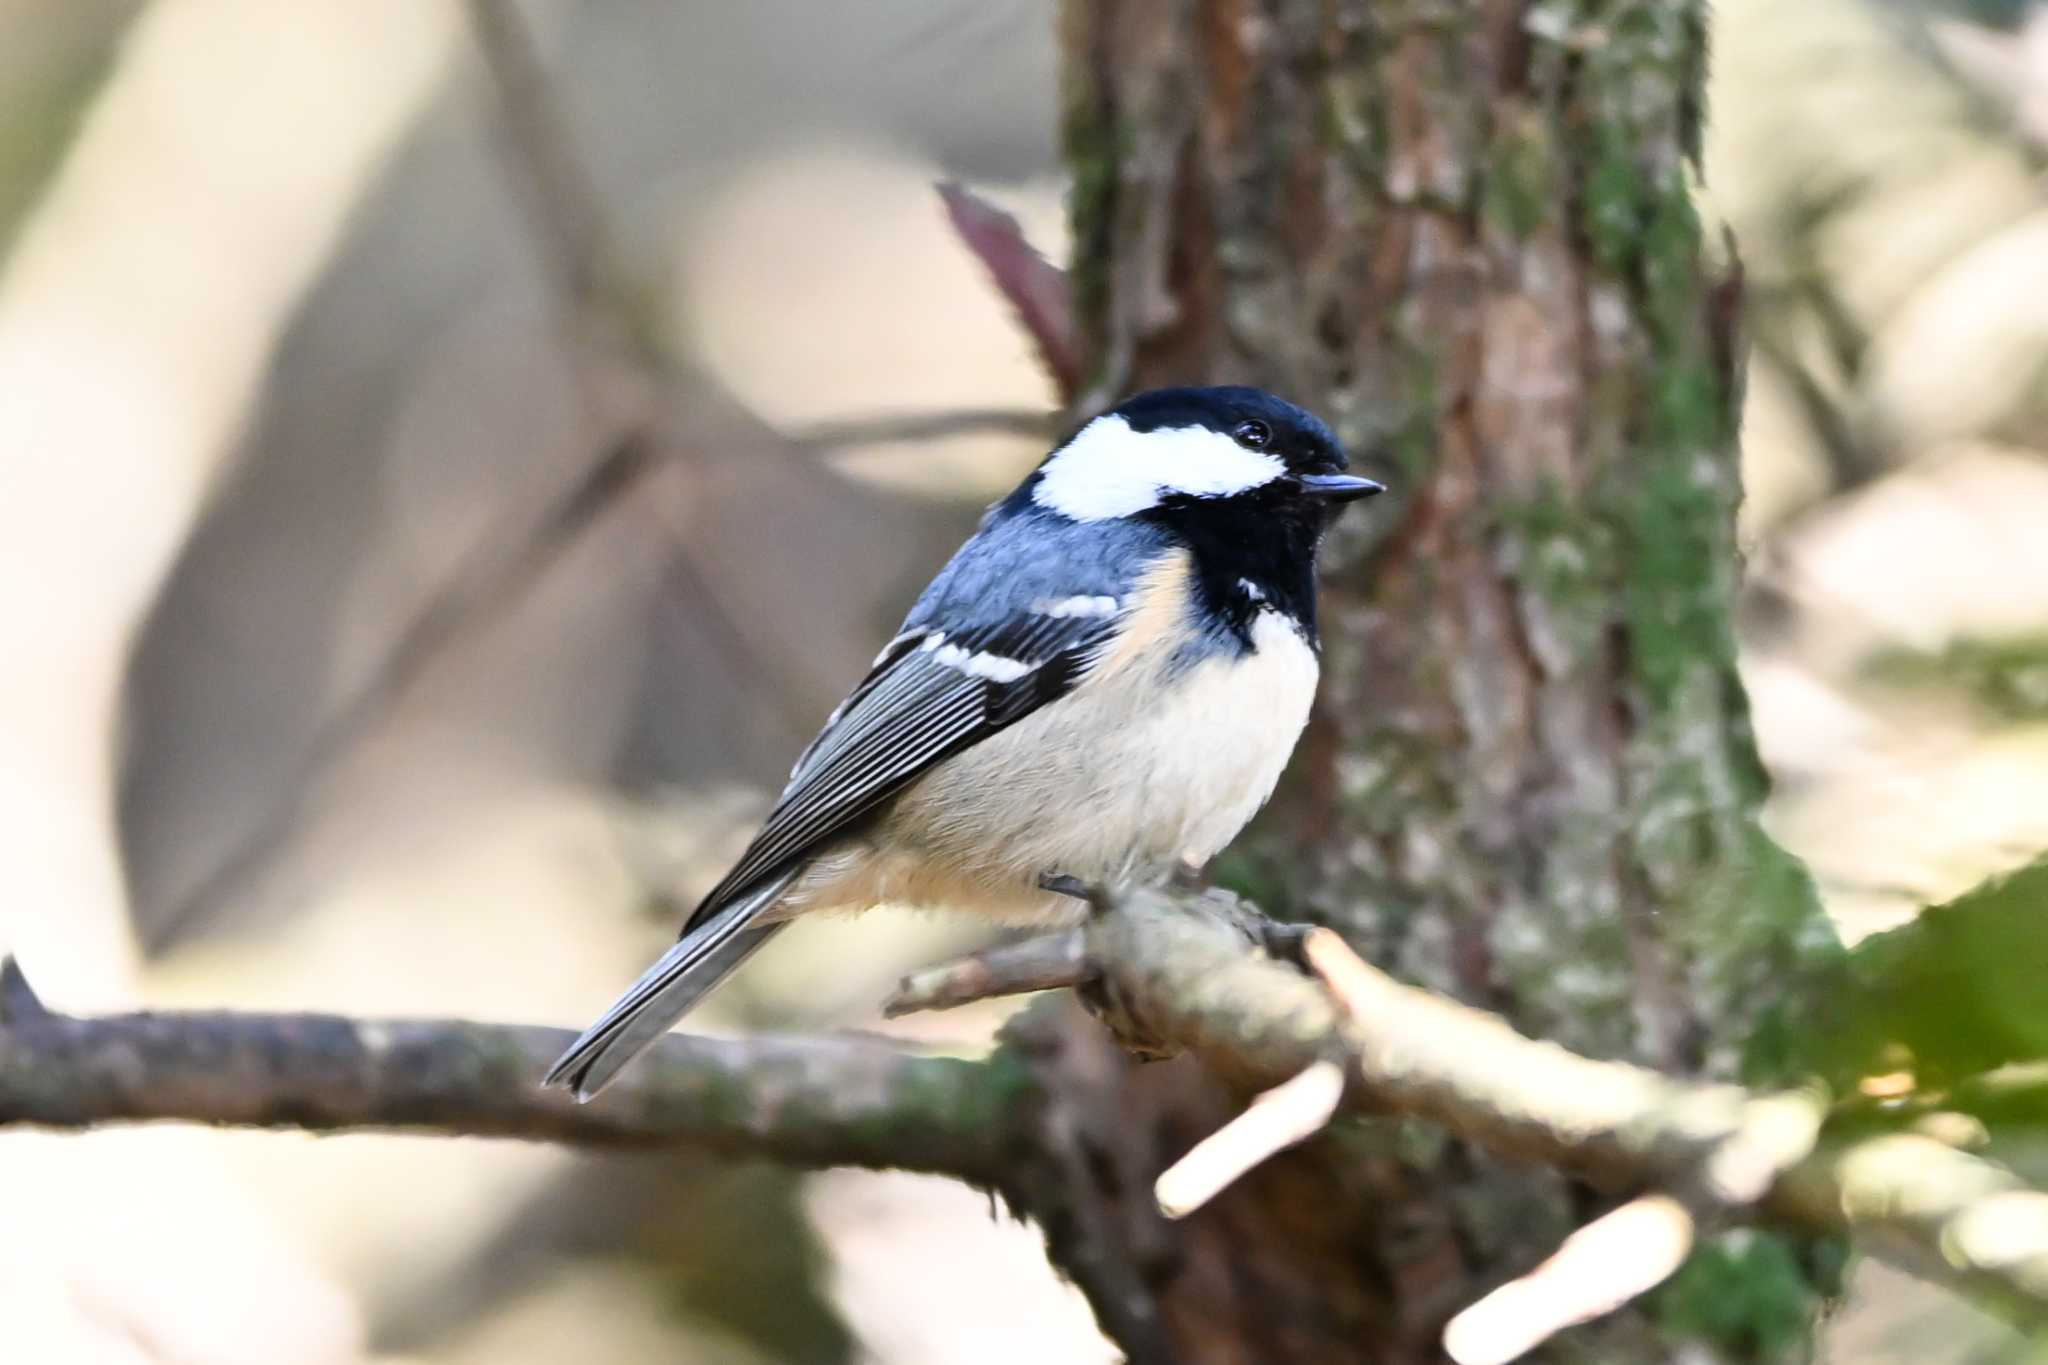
[1038,871,1120,914]
[1037,871,1094,902]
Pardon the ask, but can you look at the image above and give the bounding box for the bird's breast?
[881,550,1320,898]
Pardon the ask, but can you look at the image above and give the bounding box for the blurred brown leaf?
[938,179,1079,402]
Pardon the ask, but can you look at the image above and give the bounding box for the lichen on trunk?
[1054,1,1841,1357]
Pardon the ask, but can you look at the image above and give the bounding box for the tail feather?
[545,876,792,1100]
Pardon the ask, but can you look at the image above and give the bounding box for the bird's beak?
[1295,472,1385,502]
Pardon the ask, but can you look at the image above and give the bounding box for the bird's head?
[1028,386,1382,528]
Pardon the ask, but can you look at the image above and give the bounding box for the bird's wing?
[683,609,1120,932]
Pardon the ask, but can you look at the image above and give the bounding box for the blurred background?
[1,0,2045,1360]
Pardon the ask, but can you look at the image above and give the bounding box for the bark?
[1054,2,1839,1358]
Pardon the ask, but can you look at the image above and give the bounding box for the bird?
[546,385,1382,1099]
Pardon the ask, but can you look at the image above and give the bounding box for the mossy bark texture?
[1056,2,1838,1358]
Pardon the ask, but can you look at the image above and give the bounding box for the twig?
[1443,1194,1698,1365]
[464,0,622,317]
[883,930,1087,1018]
[1153,1059,1345,1218]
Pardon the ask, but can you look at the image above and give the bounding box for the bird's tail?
[544,874,793,1101]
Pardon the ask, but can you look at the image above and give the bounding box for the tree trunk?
[1022,2,1841,1359]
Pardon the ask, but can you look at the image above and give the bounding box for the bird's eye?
[1232,419,1273,449]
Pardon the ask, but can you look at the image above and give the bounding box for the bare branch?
[884,930,1087,1018]
[17,889,2048,1338]
[0,958,1018,1182]
[1085,891,2048,1328]
[464,0,622,318]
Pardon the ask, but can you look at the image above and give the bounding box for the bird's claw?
[1038,871,1095,902]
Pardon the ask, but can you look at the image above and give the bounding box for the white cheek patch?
[1032,414,1285,520]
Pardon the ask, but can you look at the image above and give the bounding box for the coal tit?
[547,386,1381,1098]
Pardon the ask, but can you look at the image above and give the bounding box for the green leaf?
[1813,855,2048,1097]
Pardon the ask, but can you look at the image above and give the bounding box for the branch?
[464,0,623,319]
[915,890,2048,1337]
[1076,891,1810,1186]
[883,929,1085,1017]
[13,888,2048,1348]
[0,958,1019,1183]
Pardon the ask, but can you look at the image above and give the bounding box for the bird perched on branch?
[547,386,1381,1098]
